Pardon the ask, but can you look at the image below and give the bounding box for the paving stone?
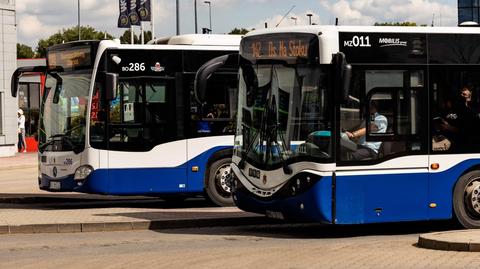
[9,225,35,234]
[57,223,82,233]
[104,222,134,231]
[82,223,105,232]
[33,224,58,234]
[0,225,8,234]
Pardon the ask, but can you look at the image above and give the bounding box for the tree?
[120,29,139,44]
[119,30,152,44]
[36,26,114,57]
[229,28,250,35]
[374,22,419,26]
[17,43,35,58]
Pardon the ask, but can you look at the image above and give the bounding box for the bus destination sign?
[241,33,318,62]
[48,46,92,70]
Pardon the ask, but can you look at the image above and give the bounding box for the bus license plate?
[49,181,61,190]
[266,210,284,220]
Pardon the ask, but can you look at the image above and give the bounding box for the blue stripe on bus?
[40,146,231,195]
[235,158,480,224]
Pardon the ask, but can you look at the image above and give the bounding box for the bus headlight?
[74,165,93,181]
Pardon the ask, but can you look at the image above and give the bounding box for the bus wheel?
[453,171,480,228]
[206,158,234,206]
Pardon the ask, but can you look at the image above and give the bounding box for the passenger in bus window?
[345,101,388,160]
[456,86,480,152]
[432,99,457,152]
[434,86,480,153]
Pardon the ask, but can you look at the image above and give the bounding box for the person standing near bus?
[17,109,26,153]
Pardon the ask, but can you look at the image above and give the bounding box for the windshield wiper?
[264,95,292,175]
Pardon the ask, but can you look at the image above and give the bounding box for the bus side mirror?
[194,53,238,104]
[11,69,21,97]
[106,73,118,101]
[11,66,47,97]
[333,52,351,103]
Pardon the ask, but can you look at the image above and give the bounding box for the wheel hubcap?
[215,163,232,195]
[465,179,480,216]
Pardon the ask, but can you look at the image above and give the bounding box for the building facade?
[0,0,16,157]
[458,0,480,25]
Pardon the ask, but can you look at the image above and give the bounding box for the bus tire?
[453,170,480,228]
[205,158,234,206]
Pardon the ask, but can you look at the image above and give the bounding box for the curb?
[0,216,273,235]
[0,195,155,204]
[418,231,480,252]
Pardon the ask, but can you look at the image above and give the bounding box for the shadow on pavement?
[94,209,261,221]
[0,193,216,210]
[159,219,463,239]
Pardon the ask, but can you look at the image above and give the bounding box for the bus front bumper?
[39,174,86,192]
[232,176,334,223]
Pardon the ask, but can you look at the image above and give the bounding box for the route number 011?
[344,36,372,48]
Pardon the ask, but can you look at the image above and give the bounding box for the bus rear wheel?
[453,171,480,228]
[205,158,234,206]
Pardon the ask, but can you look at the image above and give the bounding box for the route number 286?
[122,63,146,72]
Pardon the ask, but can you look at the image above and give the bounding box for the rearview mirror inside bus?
[343,63,352,101]
[106,72,118,101]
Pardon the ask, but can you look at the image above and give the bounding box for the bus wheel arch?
[204,149,234,206]
[453,170,480,229]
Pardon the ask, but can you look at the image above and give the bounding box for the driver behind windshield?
[345,101,387,160]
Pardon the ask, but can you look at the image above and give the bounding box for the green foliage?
[374,22,418,26]
[119,30,152,44]
[36,26,114,57]
[17,43,35,58]
[229,28,250,35]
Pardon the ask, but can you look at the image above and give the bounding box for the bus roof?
[148,34,242,46]
[244,25,480,37]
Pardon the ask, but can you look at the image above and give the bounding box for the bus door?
[188,54,238,192]
[105,77,188,194]
[335,68,429,224]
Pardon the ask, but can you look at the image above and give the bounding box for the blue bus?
[211,26,480,227]
[11,35,240,206]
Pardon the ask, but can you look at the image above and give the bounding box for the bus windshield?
[39,71,91,152]
[234,60,332,170]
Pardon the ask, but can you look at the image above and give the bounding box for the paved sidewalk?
[0,154,268,234]
[0,153,37,170]
[418,230,480,252]
[0,205,266,235]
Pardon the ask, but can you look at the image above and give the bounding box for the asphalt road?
[1,222,478,269]
[1,157,478,268]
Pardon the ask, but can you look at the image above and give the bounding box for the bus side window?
[430,67,480,154]
[190,73,238,137]
[340,69,426,163]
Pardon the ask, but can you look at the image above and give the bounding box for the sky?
[17,0,459,48]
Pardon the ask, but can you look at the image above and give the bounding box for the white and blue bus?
[221,26,480,227]
[11,35,240,206]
